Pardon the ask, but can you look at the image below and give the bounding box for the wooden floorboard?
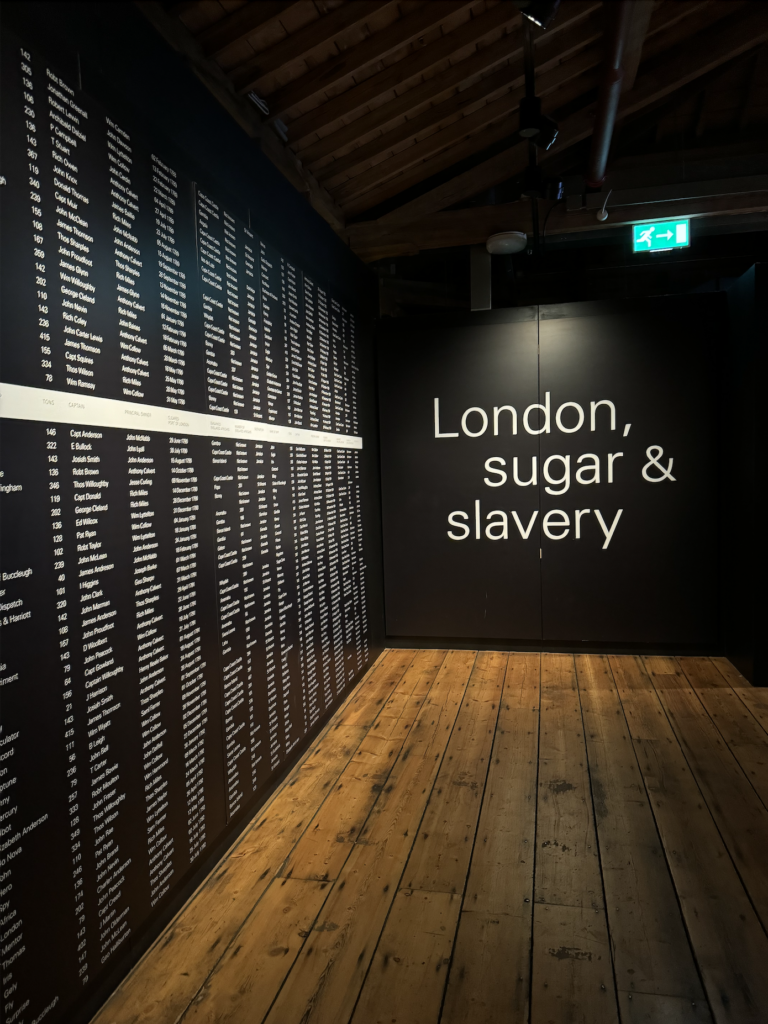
[92,649,768,1024]
[645,656,768,930]
[402,649,506,894]
[613,655,768,1024]
[576,655,709,1017]
[441,652,539,1023]
[262,650,475,1024]
[681,656,768,810]
[532,654,618,1024]
[280,649,446,883]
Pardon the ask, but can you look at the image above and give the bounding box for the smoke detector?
[486,231,528,255]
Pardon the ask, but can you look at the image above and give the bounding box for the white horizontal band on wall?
[0,382,363,450]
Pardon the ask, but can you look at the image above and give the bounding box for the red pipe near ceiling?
[586,0,634,188]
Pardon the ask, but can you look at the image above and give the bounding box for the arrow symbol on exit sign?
[656,230,673,240]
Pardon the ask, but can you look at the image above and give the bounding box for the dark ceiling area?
[144,0,768,308]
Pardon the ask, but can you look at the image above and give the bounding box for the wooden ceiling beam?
[335,99,527,207]
[348,191,768,262]
[253,1,476,117]
[316,10,606,185]
[339,68,602,217]
[635,0,711,43]
[136,2,347,235]
[333,42,604,208]
[296,0,601,166]
[356,12,765,224]
[196,1,303,59]
[314,0,711,185]
[284,0,532,146]
[375,3,768,226]
[224,1,396,94]
[319,63,520,189]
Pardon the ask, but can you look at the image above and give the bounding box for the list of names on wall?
[0,32,369,1024]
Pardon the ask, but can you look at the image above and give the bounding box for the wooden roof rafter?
[312,8,605,183]
[371,1,768,226]
[334,46,605,213]
[321,30,610,192]
[346,48,768,261]
[195,1,305,59]
[293,0,600,170]
[333,0,748,218]
[146,1,768,250]
[223,1,399,96]
[241,1,480,116]
[303,0,721,180]
[282,1,530,147]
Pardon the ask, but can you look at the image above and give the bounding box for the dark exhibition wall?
[378,282,765,670]
[0,5,384,1024]
[379,298,721,646]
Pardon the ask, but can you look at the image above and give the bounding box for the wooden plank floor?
[93,651,768,1024]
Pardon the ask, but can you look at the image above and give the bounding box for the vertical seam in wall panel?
[537,306,544,642]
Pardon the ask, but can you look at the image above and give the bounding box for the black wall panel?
[379,312,541,639]
[379,298,723,646]
[0,8,383,1024]
[538,300,719,643]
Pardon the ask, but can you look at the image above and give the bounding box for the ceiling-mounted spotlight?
[486,231,527,255]
[513,0,562,29]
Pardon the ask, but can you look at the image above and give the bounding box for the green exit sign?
[632,220,690,252]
